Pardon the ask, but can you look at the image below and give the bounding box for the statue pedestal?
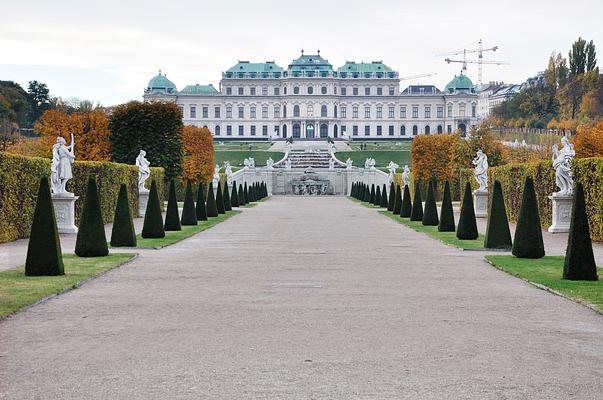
[138,190,149,217]
[548,194,573,233]
[52,194,78,234]
[473,190,488,218]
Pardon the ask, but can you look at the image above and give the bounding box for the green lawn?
[486,255,603,313]
[348,141,412,151]
[0,253,136,319]
[377,210,486,250]
[336,150,411,168]
[135,210,240,248]
[214,150,285,168]
[214,142,273,151]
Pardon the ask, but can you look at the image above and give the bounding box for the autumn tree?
[182,126,214,184]
[410,134,458,182]
[574,121,603,158]
[34,109,112,160]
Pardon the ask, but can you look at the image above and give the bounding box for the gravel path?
[1,197,603,399]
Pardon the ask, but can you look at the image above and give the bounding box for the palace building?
[143,51,478,140]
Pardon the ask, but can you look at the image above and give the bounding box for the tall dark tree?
[231,181,239,207]
[27,80,51,123]
[484,181,512,249]
[387,183,395,211]
[223,182,232,211]
[141,180,165,238]
[25,177,64,276]
[110,184,137,247]
[512,176,545,258]
[569,37,587,77]
[438,181,455,232]
[363,184,370,202]
[400,184,412,218]
[586,40,598,72]
[422,180,439,226]
[393,185,402,214]
[216,181,225,214]
[456,183,478,240]
[239,183,246,205]
[243,182,249,204]
[195,183,208,221]
[369,184,376,205]
[75,177,109,257]
[109,101,183,179]
[375,185,382,206]
[563,183,598,280]
[164,180,182,231]
[206,182,219,217]
[380,184,388,208]
[181,181,198,225]
[410,183,424,221]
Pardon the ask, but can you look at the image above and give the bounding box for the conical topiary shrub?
[361,184,368,202]
[75,177,109,257]
[231,181,239,207]
[512,176,545,258]
[380,184,388,208]
[456,182,478,240]
[206,182,219,217]
[142,180,165,238]
[387,183,395,211]
[438,181,455,232]
[239,183,246,205]
[410,183,424,221]
[223,182,232,211]
[216,181,225,214]
[25,177,64,276]
[375,185,381,206]
[563,182,598,280]
[181,181,198,226]
[393,185,402,214]
[164,179,181,231]
[400,184,412,218]
[484,180,512,249]
[243,182,249,204]
[369,184,376,204]
[195,183,208,221]
[110,184,136,247]
[422,180,439,226]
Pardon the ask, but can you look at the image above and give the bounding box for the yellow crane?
[438,39,509,84]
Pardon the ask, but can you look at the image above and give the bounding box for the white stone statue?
[224,161,233,186]
[329,158,335,170]
[387,161,399,175]
[135,150,150,192]
[285,158,292,170]
[473,149,489,192]
[213,164,220,187]
[521,139,527,148]
[513,139,519,148]
[345,158,353,170]
[552,137,575,196]
[266,157,274,169]
[249,157,255,168]
[51,135,76,195]
[402,165,411,187]
[364,158,376,170]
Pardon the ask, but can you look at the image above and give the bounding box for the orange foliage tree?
[574,121,603,158]
[34,109,111,160]
[411,134,458,182]
[182,126,214,183]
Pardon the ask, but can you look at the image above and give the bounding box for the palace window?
[400,106,406,118]
[226,87,232,95]
[377,125,382,136]
[274,105,280,118]
[437,106,443,118]
[341,87,347,96]
[341,125,347,135]
[283,105,287,118]
[352,106,358,119]
[262,106,268,119]
[353,87,359,96]
[341,106,347,118]
[238,106,244,118]
[307,104,314,117]
[447,104,453,117]
[377,87,383,96]
[178,105,184,116]
[202,106,208,118]
[472,104,476,118]
[400,125,406,135]
[215,126,220,136]
[238,87,244,95]
[321,105,327,117]
[447,125,452,133]
[226,125,232,135]
[364,125,370,136]
[412,125,418,135]
[334,105,338,118]
[250,125,256,136]
[459,103,466,117]
[274,87,280,95]
[226,106,232,118]
[424,106,431,119]
[353,125,358,136]
[389,87,395,96]
[412,106,418,119]
[389,125,394,136]
[262,125,268,136]
[425,125,431,134]
[437,125,443,134]
[388,106,394,119]
[214,107,221,118]
[238,125,244,136]
[364,106,370,118]
[321,86,327,95]
[365,87,370,96]
[307,86,314,94]
[190,106,196,119]
[262,86,268,96]
[293,105,300,117]
[250,87,256,96]
[293,86,300,94]
[376,106,382,119]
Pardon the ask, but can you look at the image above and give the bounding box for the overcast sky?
[1,0,602,106]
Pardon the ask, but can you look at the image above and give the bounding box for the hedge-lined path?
[2,197,603,398]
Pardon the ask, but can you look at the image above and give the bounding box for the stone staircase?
[283,151,343,169]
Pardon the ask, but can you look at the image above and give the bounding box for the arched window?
[307,86,314,94]
[321,86,327,95]
[293,105,300,117]
[425,125,430,134]
[333,124,338,138]
[321,105,327,117]
[293,123,301,138]
[293,86,300,94]
[215,125,221,136]
[401,125,406,135]
[283,105,287,118]
[412,125,418,135]
[437,125,443,134]
[282,124,288,138]
[334,105,338,118]
[320,124,328,138]
[307,104,314,117]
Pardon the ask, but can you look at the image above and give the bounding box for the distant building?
[143,51,479,139]
[476,82,522,119]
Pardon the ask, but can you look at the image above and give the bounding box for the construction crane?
[399,72,437,81]
[438,39,509,84]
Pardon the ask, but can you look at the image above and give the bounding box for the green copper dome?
[147,71,177,93]
[445,73,474,93]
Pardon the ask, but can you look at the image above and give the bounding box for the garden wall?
[0,152,164,243]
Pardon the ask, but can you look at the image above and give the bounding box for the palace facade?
[143,52,478,139]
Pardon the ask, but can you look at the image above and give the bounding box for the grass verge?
[485,255,603,313]
[348,197,382,208]
[0,253,136,319]
[378,210,486,250]
[135,210,240,248]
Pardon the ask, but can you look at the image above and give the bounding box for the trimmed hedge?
[0,152,165,243]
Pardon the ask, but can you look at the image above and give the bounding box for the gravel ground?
[1,197,603,399]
